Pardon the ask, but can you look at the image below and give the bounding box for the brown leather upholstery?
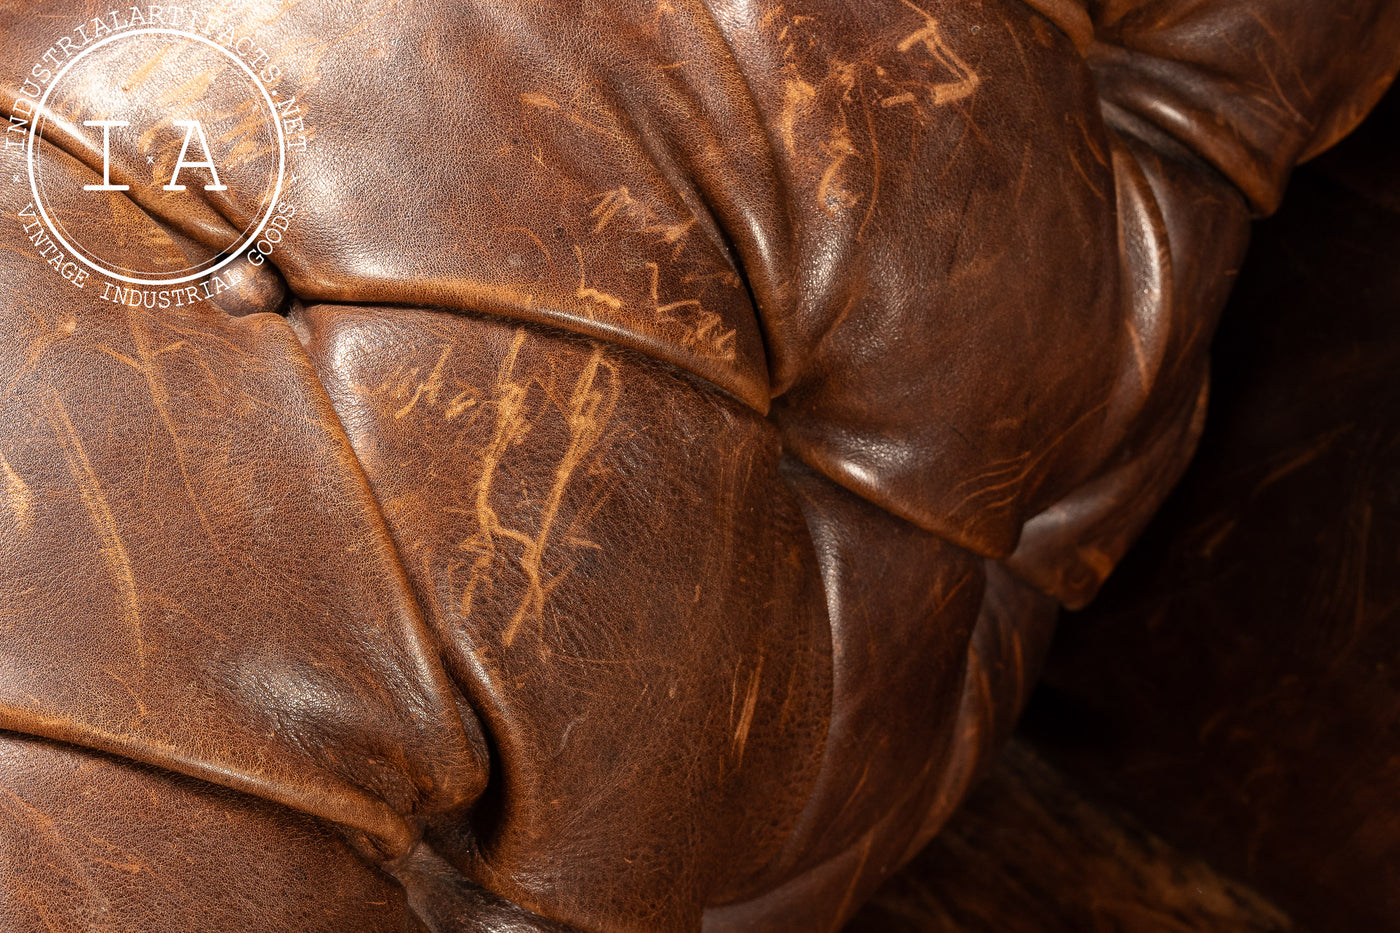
[0,1,1396,929]
[1026,79,1400,933]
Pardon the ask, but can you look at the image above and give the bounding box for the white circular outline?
[26,26,286,286]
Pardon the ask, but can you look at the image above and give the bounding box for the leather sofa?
[0,1,1396,929]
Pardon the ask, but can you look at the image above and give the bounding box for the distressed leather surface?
[0,1,1396,930]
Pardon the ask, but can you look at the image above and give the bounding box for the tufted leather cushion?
[0,1,1396,929]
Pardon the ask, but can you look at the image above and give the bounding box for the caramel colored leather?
[0,1,1396,930]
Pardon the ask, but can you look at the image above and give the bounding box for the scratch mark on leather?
[574,245,624,311]
[0,452,31,531]
[0,779,149,919]
[1009,626,1027,707]
[731,653,765,767]
[566,106,624,143]
[590,186,635,234]
[1253,427,1350,496]
[816,127,858,214]
[269,2,394,85]
[494,224,557,276]
[445,389,477,420]
[105,669,150,718]
[831,755,878,829]
[5,309,71,394]
[947,450,1033,498]
[647,263,737,361]
[949,397,1110,516]
[832,829,876,925]
[394,346,451,419]
[1244,17,1311,126]
[588,186,696,250]
[500,347,618,647]
[880,91,917,108]
[521,92,561,110]
[208,99,283,169]
[652,0,678,24]
[1065,143,1107,201]
[897,1,980,106]
[913,570,977,664]
[1074,112,1109,168]
[779,75,817,157]
[458,331,531,620]
[0,786,107,914]
[814,63,863,216]
[43,392,146,666]
[121,318,221,546]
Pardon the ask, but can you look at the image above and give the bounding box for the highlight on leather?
[0,0,1396,930]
